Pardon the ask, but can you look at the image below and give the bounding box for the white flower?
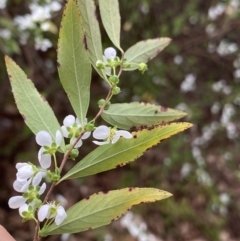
[16,163,34,180]
[8,196,27,209]
[19,204,29,217]
[0,0,7,9]
[35,37,52,51]
[61,115,91,148]
[38,203,67,225]
[36,130,62,168]
[93,125,132,145]
[9,181,46,210]
[103,47,117,76]
[14,163,46,192]
[104,47,117,60]
[14,15,36,31]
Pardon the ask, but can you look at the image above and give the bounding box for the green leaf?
[124,38,171,70]
[101,102,186,130]
[99,0,122,52]
[77,0,108,81]
[60,122,192,180]
[5,56,64,147]
[58,0,91,127]
[42,188,172,235]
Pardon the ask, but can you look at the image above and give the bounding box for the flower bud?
[96,60,105,69]
[112,86,121,95]
[109,75,119,85]
[85,121,95,131]
[98,99,105,108]
[138,63,148,74]
[104,101,111,110]
[70,148,79,160]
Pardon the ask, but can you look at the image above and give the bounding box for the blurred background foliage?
[0,0,240,240]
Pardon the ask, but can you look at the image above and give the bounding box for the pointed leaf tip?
[5,56,64,148]
[44,188,172,235]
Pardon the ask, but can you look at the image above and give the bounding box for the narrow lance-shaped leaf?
[60,122,192,181]
[5,56,64,148]
[101,102,187,130]
[77,0,108,81]
[58,0,91,127]
[41,188,172,236]
[124,38,171,71]
[99,0,122,52]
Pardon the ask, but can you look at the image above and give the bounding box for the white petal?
[61,126,69,138]
[75,118,81,127]
[104,47,116,60]
[92,140,110,145]
[112,134,120,144]
[17,165,34,180]
[21,178,32,192]
[36,131,52,146]
[32,172,42,187]
[63,115,75,127]
[39,153,51,169]
[84,118,88,124]
[38,204,50,222]
[19,204,29,217]
[55,206,67,225]
[70,137,82,148]
[81,131,91,140]
[116,130,133,139]
[16,162,28,169]
[105,67,111,76]
[13,179,28,192]
[56,130,62,146]
[38,182,46,195]
[93,125,110,139]
[8,196,26,209]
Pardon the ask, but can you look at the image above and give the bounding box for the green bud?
[104,101,111,110]
[86,121,95,131]
[96,60,105,69]
[34,199,42,208]
[70,148,79,160]
[114,56,121,66]
[138,62,148,74]
[109,75,119,85]
[98,99,105,108]
[123,63,131,69]
[112,86,121,95]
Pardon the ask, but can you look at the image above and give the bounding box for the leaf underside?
[77,0,108,80]
[99,0,122,51]
[124,38,171,70]
[5,56,64,148]
[101,102,187,130]
[43,188,172,236]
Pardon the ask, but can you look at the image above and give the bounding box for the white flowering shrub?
[5,0,192,240]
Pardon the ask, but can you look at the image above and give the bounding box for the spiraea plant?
[5,0,192,240]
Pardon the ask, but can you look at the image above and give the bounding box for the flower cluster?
[96,47,121,76]
[8,129,67,226]
[12,0,62,51]
[8,113,132,228]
